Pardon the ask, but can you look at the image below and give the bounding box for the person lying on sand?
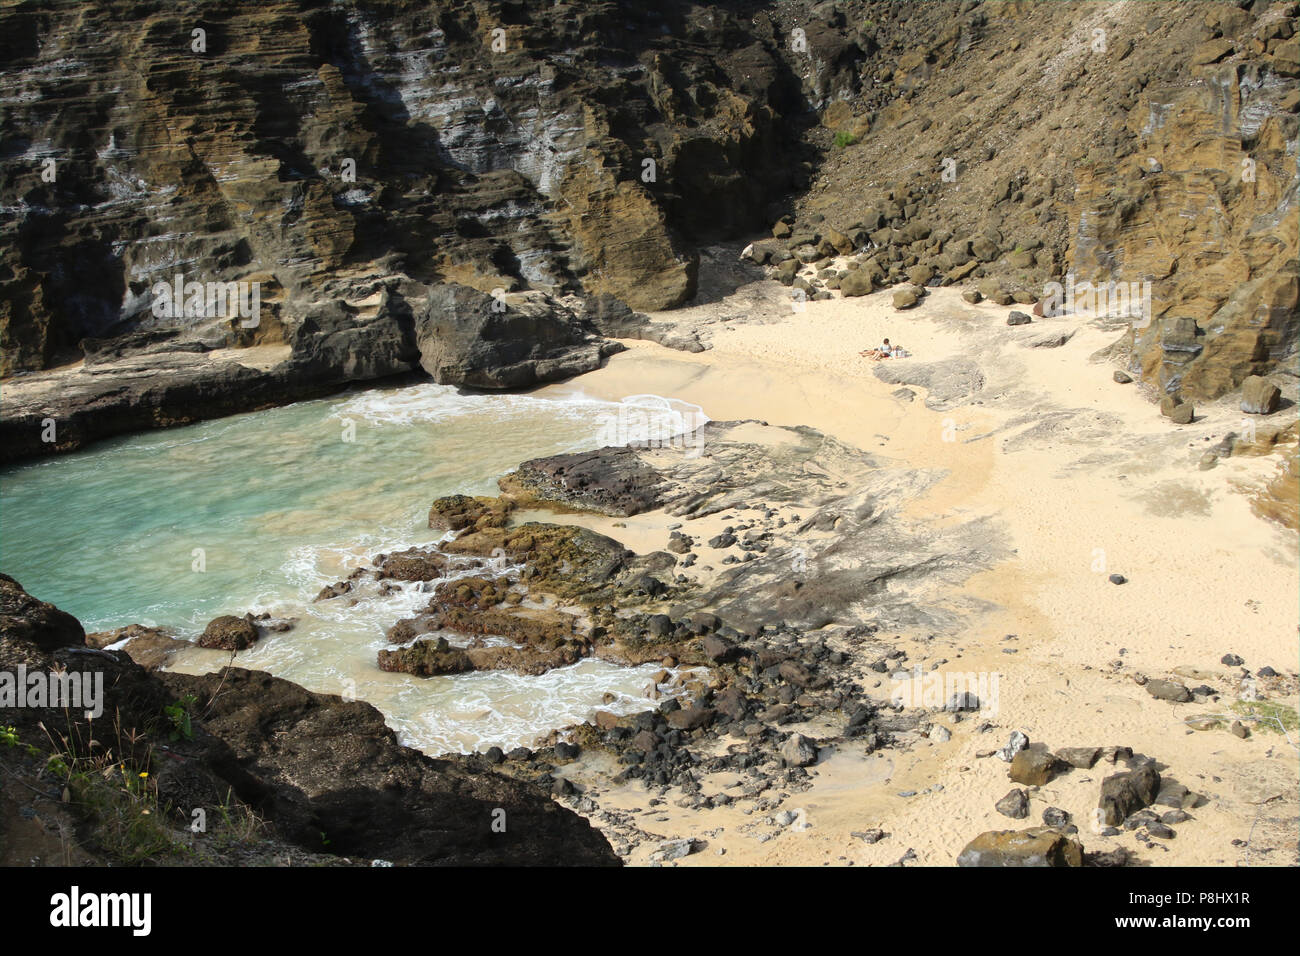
[860,338,904,360]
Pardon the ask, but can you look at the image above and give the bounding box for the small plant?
[833,130,857,149]
[164,694,198,742]
[2,724,42,758]
[211,789,268,850]
[1231,699,1299,734]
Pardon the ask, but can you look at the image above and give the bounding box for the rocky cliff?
[1,0,1296,462]
[779,0,1299,402]
[0,0,838,368]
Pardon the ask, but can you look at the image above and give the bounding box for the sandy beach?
[534,275,1299,866]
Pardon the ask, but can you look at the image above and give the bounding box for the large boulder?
[197,615,259,651]
[1240,375,1281,415]
[841,269,876,297]
[414,285,620,389]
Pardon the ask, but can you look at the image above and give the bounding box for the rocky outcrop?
[414,285,621,389]
[196,615,260,651]
[505,447,669,516]
[778,1,1298,406]
[0,573,85,653]
[481,420,1000,637]
[0,575,617,865]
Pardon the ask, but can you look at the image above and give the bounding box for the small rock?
[780,733,819,768]
[1042,807,1071,828]
[996,731,1030,762]
[1144,679,1192,703]
[656,838,700,861]
[995,788,1030,819]
[1108,573,1126,585]
[945,691,980,712]
[1055,746,1101,769]
[1113,370,1133,384]
[1229,720,1250,739]
[1010,749,1060,786]
[1007,311,1032,326]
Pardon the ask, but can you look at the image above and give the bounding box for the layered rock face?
[0,0,835,377]
[3,1,1294,461]
[786,0,1298,402]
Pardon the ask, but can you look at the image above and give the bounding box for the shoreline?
[4,275,1297,867]
[526,279,1299,866]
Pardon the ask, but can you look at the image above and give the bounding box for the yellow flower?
[139,771,148,778]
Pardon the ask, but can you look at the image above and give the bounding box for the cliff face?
[1,0,1296,459]
[792,0,1298,402]
[0,0,848,376]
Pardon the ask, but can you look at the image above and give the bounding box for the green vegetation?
[1,724,41,758]
[1231,699,1299,734]
[164,693,198,742]
[833,130,857,149]
[13,707,267,864]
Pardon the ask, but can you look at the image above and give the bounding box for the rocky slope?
[780,0,1298,402]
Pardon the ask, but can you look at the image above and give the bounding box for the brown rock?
[840,269,876,297]
[1240,375,1281,415]
[1009,749,1060,785]
[197,615,259,651]
[956,827,1083,866]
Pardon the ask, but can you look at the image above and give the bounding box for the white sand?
[536,279,1299,866]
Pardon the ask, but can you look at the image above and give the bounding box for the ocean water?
[0,382,708,753]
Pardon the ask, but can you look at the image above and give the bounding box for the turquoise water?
[0,382,707,752]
